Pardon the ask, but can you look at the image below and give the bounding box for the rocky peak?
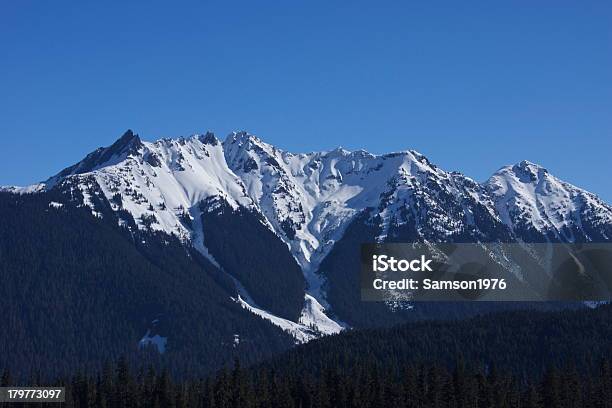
[199,131,219,146]
[47,129,143,184]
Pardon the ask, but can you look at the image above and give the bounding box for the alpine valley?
[2,129,612,378]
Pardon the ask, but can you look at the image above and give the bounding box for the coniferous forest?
[2,189,612,406]
[2,353,612,407]
[0,190,295,380]
[2,304,612,407]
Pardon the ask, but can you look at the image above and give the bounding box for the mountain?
[486,160,612,242]
[2,129,612,377]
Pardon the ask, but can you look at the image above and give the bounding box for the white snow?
[235,294,342,344]
[0,183,46,194]
[139,330,167,353]
[48,201,64,208]
[486,160,612,240]
[299,294,345,334]
[584,301,608,309]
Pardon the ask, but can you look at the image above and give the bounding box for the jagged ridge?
[4,130,612,338]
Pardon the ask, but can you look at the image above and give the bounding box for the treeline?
[2,357,612,407]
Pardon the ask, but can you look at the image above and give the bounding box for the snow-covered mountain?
[5,129,612,340]
[486,160,612,242]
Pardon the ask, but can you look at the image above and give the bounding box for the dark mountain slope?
[0,190,294,379]
[319,210,581,327]
[200,197,306,321]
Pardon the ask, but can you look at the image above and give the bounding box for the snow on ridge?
[221,133,447,288]
[5,130,612,261]
[9,129,612,270]
[87,135,257,265]
[5,130,612,340]
[235,294,342,344]
[0,183,46,194]
[485,160,612,239]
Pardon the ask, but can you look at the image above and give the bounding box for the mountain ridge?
[3,129,612,341]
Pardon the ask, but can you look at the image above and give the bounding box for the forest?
[2,355,612,407]
[2,304,612,407]
[0,190,295,380]
[2,189,612,407]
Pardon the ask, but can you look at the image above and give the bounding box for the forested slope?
[0,191,294,380]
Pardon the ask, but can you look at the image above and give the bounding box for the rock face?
[5,129,612,333]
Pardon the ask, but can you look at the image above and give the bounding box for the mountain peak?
[489,160,549,185]
[109,129,142,154]
[199,131,219,146]
[325,146,351,157]
[48,129,143,184]
[225,131,262,145]
[119,128,137,141]
[513,159,547,175]
[222,131,280,168]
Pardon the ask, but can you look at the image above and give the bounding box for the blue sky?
[1,1,611,201]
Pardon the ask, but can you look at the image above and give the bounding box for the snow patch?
[0,183,46,194]
[235,294,342,344]
[139,330,167,353]
[299,294,344,334]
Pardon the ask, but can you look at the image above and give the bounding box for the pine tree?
[0,369,11,387]
[541,365,562,408]
[523,382,541,408]
[597,359,612,408]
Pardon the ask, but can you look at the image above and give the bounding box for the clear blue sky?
[1,1,611,201]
